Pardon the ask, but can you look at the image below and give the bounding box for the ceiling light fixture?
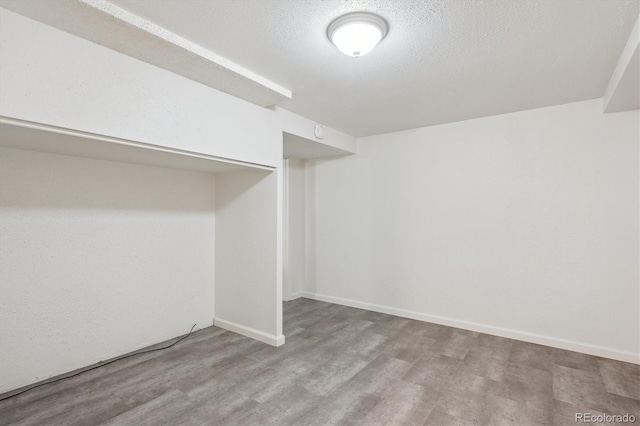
[327,12,389,57]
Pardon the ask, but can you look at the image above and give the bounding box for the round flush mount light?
[327,12,389,57]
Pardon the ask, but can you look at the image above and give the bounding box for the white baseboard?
[214,318,285,347]
[300,292,639,364]
[285,292,304,301]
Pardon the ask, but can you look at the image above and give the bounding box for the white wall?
[308,99,639,362]
[277,108,357,155]
[215,169,283,345]
[0,8,281,167]
[0,147,216,393]
[284,158,306,300]
[0,9,356,168]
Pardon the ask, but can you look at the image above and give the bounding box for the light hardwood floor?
[0,298,638,425]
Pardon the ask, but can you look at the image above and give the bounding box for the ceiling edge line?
[81,0,292,100]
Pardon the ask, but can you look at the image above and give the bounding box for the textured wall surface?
[0,8,282,167]
[284,158,306,300]
[0,147,216,393]
[0,0,292,107]
[215,169,280,340]
[309,99,639,360]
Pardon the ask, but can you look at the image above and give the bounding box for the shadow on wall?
[0,147,216,212]
[215,168,274,213]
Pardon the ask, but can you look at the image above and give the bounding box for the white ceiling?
[5,0,640,137]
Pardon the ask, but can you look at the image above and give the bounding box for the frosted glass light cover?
[331,22,383,57]
[327,12,389,57]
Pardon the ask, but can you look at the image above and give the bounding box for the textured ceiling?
[24,1,640,136]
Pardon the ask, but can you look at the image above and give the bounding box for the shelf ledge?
[0,116,274,173]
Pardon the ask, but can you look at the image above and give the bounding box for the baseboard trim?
[214,318,284,347]
[285,292,304,301]
[300,292,639,364]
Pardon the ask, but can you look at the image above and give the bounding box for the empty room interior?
[0,0,639,425]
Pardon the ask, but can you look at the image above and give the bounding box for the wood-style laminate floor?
[1,298,639,425]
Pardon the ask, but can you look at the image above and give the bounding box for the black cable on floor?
[0,324,197,402]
